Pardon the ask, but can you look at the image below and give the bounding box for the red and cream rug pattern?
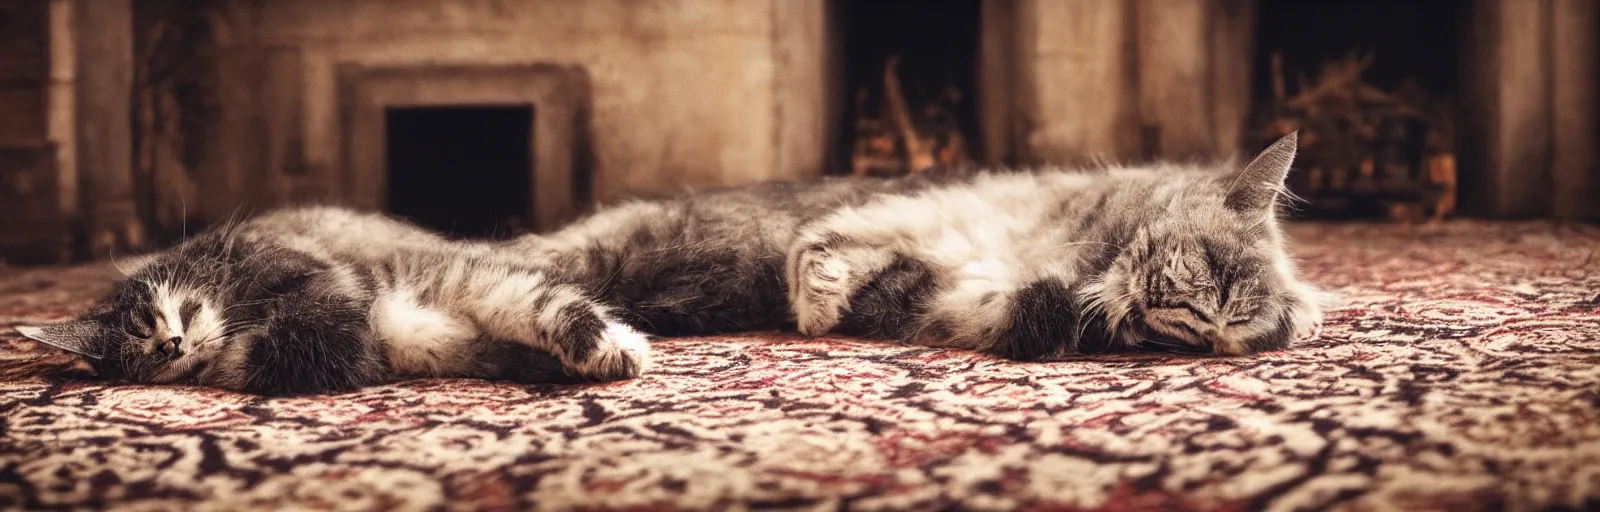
[2,222,1598,510]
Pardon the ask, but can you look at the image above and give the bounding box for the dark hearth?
[386,106,533,238]
[836,0,981,177]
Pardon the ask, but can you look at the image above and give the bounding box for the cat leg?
[911,274,1103,361]
[795,244,1032,353]
[790,220,1101,359]
[830,255,941,339]
[787,226,1036,345]
[986,276,1100,359]
[786,234,899,336]
[234,280,392,395]
[1283,276,1329,343]
[826,264,1092,361]
[465,270,649,381]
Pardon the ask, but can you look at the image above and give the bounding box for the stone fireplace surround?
[337,63,588,230]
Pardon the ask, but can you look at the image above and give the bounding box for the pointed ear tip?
[15,323,104,359]
[14,325,45,340]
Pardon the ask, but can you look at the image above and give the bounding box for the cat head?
[1088,132,1316,356]
[15,235,272,387]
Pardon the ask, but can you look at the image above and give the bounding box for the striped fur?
[16,134,1322,394]
[788,133,1324,357]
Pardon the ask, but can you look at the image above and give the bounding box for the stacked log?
[1248,51,1456,222]
[850,55,974,177]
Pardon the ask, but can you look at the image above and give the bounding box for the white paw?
[569,322,651,380]
[793,247,854,336]
[1292,304,1325,343]
[1290,284,1331,343]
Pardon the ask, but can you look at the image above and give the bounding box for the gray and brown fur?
[19,133,1322,395]
[787,133,1324,359]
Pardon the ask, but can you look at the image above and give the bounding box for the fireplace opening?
[1249,1,1466,221]
[386,106,533,238]
[834,0,982,177]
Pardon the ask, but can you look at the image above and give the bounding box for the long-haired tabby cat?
[17,133,1322,395]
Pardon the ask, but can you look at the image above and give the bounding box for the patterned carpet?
[1,222,1598,511]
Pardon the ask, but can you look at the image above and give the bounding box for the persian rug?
[1,222,1597,511]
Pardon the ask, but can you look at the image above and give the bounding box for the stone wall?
[979,0,1255,167]
[178,0,826,227]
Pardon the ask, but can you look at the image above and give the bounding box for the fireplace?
[385,105,533,238]
[834,0,983,177]
[1247,1,1466,221]
[338,64,590,233]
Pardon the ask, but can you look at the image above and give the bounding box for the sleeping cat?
[17,132,1322,395]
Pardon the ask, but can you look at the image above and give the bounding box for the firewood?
[882,55,936,174]
[1426,154,1457,222]
[846,57,975,178]
[1285,52,1373,110]
[851,87,900,178]
[1252,51,1455,221]
[936,131,968,167]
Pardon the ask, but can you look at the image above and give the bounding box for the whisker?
[220,299,272,315]
[1075,297,1108,344]
[1139,338,1180,348]
[176,177,188,241]
[1049,241,1125,251]
[108,246,133,278]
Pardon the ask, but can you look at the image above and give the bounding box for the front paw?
[1290,300,1325,343]
[791,246,855,336]
[1288,284,1331,343]
[565,321,651,381]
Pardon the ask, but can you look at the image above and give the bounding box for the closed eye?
[1179,304,1214,323]
[1227,317,1252,326]
[1170,322,1206,337]
[125,310,155,338]
[179,300,202,327]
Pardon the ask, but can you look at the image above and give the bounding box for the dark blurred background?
[0,0,1596,265]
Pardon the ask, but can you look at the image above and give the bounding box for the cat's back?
[793,163,1236,260]
[657,168,973,218]
[891,162,1233,217]
[241,206,452,261]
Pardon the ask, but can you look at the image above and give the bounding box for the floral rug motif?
[2,222,1598,511]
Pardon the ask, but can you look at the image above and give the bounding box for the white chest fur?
[369,290,479,376]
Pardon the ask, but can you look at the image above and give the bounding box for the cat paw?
[1288,283,1331,343]
[566,322,651,381]
[791,246,854,336]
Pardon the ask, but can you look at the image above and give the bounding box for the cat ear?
[1225,131,1298,213]
[15,320,107,359]
[119,253,160,274]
